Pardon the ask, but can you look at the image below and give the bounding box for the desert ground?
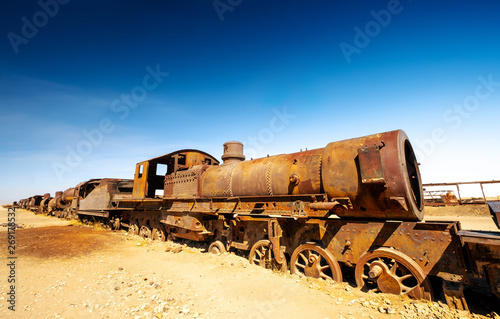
[0,206,499,319]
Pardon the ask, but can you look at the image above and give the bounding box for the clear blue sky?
[1,0,500,203]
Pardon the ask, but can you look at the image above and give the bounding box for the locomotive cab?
[132,150,220,199]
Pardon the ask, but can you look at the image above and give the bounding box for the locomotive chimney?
[221,141,245,165]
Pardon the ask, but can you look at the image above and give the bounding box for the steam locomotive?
[16,130,500,311]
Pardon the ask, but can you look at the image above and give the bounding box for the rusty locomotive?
[16,130,500,310]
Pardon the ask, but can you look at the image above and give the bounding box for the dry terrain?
[0,207,499,319]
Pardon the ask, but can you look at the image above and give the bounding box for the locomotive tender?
[17,130,500,310]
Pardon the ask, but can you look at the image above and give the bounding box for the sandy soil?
[0,207,70,232]
[0,208,498,319]
[424,204,498,231]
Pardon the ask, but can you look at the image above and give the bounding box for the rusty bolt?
[369,265,383,278]
[289,173,300,186]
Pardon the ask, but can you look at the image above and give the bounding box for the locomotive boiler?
[201,130,423,221]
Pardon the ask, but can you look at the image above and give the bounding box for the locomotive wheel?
[128,221,139,236]
[109,218,121,230]
[139,225,152,239]
[290,243,343,282]
[152,225,167,242]
[208,240,226,255]
[355,247,433,301]
[248,240,287,273]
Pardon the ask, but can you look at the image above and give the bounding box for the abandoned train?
[16,130,500,311]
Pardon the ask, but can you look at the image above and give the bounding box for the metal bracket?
[442,281,469,311]
[268,219,286,265]
[291,200,306,217]
[358,142,386,186]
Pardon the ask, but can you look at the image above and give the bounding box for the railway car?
[48,188,75,217]
[27,195,43,212]
[73,178,134,228]
[38,193,52,214]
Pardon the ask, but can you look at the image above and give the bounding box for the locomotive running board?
[77,210,109,218]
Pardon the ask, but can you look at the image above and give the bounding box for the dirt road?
[0,208,497,319]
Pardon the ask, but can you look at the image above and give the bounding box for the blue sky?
[1,0,500,203]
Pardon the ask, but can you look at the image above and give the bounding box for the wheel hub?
[369,261,403,295]
[304,254,321,278]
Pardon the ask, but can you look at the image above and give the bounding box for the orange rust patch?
[1,225,122,259]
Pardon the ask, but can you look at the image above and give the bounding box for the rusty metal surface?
[165,165,210,198]
[75,179,134,218]
[202,149,323,198]
[488,201,500,229]
[133,149,220,199]
[201,163,237,197]
[231,156,277,196]
[459,230,500,298]
[322,130,424,221]
[354,247,433,300]
[221,141,245,164]
[55,187,75,210]
[39,193,52,213]
[28,195,43,211]
[281,219,467,279]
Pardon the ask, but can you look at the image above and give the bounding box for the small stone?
[155,313,163,319]
[378,306,386,313]
[362,301,370,307]
[118,267,124,271]
[114,286,120,291]
[172,247,183,253]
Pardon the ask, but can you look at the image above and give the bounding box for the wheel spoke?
[401,284,416,293]
[299,252,308,264]
[399,274,413,281]
[295,261,306,269]
[320,273,332,280]
[320,265,330,271]
[390,261,398,274]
